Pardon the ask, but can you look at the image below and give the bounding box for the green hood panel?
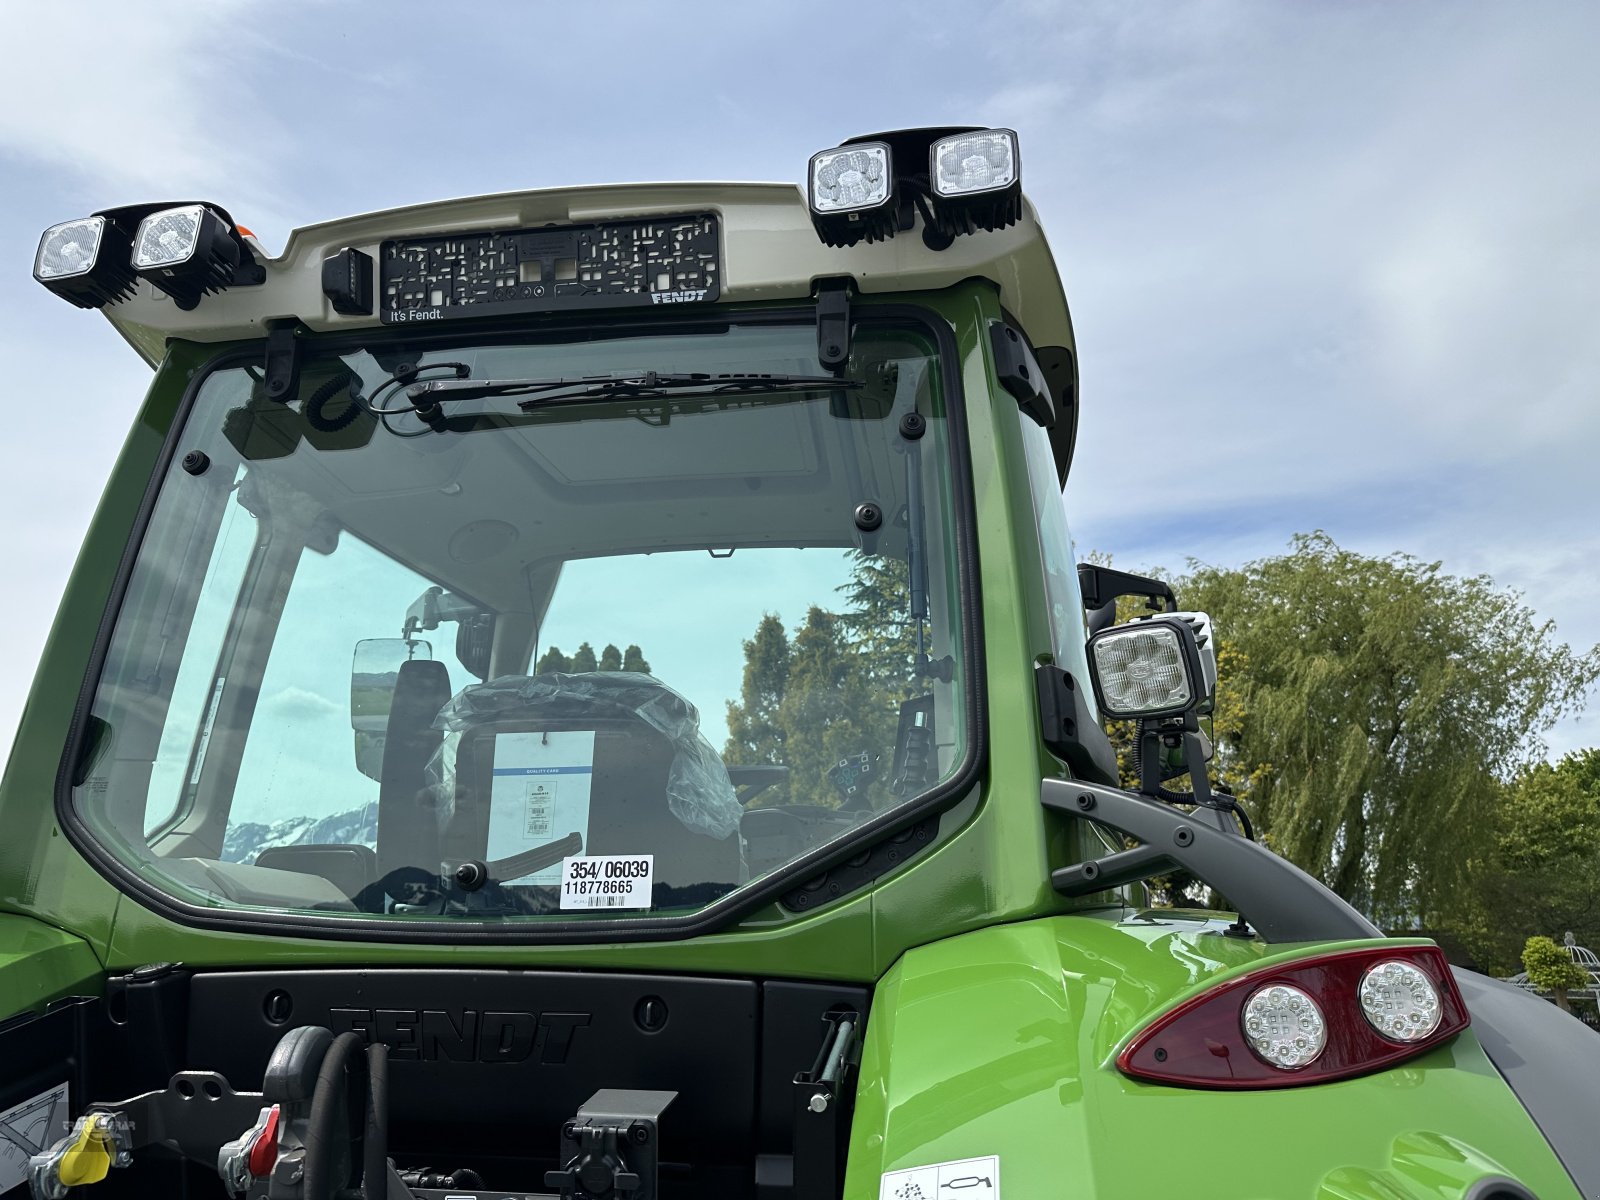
[845,913,1579,1198]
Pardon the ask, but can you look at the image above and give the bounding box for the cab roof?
[101,181,1076,367]
[98,181,1080,481]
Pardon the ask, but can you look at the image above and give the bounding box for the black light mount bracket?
[1035,664,1120,787]
[1042,778,1382,944]
[262,324,302,404]
[814,277,853,370]
[989,320,1055,428]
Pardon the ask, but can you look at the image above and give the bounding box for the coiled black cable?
[303,373,364,433]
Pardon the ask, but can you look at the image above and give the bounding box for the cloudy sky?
[3,0,1597,768]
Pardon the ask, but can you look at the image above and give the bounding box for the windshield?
[68,315,973,933]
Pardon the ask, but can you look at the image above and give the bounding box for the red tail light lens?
[1117,944,1469,1089]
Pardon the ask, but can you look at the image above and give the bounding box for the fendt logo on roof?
[330,1007,592,1065]
[650,289,708,304]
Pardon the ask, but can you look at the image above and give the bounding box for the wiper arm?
[406,370,860,412]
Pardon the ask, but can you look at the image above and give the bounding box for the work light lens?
[809,144,891,213]
[1241,984,1327,1069]
[35,217,106,280]
[133,205,208,268]
[1090,623,1194,716]
[1359,960,1442,1042]
[932,129,1018,197]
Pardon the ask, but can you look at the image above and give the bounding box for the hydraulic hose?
[363,1045,389,1200]
[302,1032,367,1200]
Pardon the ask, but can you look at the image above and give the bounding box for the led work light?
[131,204,248,310]
[804,126,1024,250]
[926,128,1022,238]
[807,142,897,247]
[33,216,138,309]
[1086,612,1215,721]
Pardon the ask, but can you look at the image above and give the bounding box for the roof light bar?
[33,216,138,309]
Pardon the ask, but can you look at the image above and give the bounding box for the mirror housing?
[1077,563,1176,636]
[350,638,432,780]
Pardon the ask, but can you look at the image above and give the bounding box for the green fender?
[844,914,1581,1199]
[0,913,102,1024]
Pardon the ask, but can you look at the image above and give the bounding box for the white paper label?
[559,854,654,910]
[880,1155,999,1200]
[0,1081,70,1195]
[488,731,595,883]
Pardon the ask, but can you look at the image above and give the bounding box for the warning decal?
[879,1154,999,1200]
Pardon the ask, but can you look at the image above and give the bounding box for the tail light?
[1118,944,1469,1089]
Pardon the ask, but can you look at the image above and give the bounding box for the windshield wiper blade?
[406,370,861,412]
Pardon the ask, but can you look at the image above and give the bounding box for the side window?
[144,467,257,835]
[219,533,470,861]
[1017,409,1096,709]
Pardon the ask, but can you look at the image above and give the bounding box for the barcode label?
[559,854,653,910]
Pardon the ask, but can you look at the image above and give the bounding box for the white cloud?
[264,686,342,722]
[0,0,293,230]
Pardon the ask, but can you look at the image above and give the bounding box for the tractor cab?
[4,128,1594,1200]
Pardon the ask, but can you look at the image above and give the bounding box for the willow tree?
[1180,533,1598,925]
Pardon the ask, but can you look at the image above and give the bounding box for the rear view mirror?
[351,638,433,732]
[351,638,431,780]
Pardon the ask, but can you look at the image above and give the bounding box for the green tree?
[725,556,924,808]
[536,641,651,675]
[725,615,790,767]
[1521,935,1590,1014]
[1178,533,1598,925]
[1446,750,1600,973]
[535,645,572,674]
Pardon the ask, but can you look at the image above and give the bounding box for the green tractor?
[6,127,1596,1200]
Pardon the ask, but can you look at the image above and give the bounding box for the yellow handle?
[55,1115,115,1189]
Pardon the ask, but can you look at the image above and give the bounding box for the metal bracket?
[263,325,301,404]
[1034,664,1119,787]
[1042,779,1382,943]
[88,1072,264,1163]
[792,1011,860,1200]
[814,279,852,370]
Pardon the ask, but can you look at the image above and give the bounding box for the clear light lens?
[1091,623,1194,715]
[1359,960,1443,1042]
[809,145,891,213]
[932,130,1018,197]
[133,205,207,268]
[35,217,106,280]
[1241,984,1327,1069]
